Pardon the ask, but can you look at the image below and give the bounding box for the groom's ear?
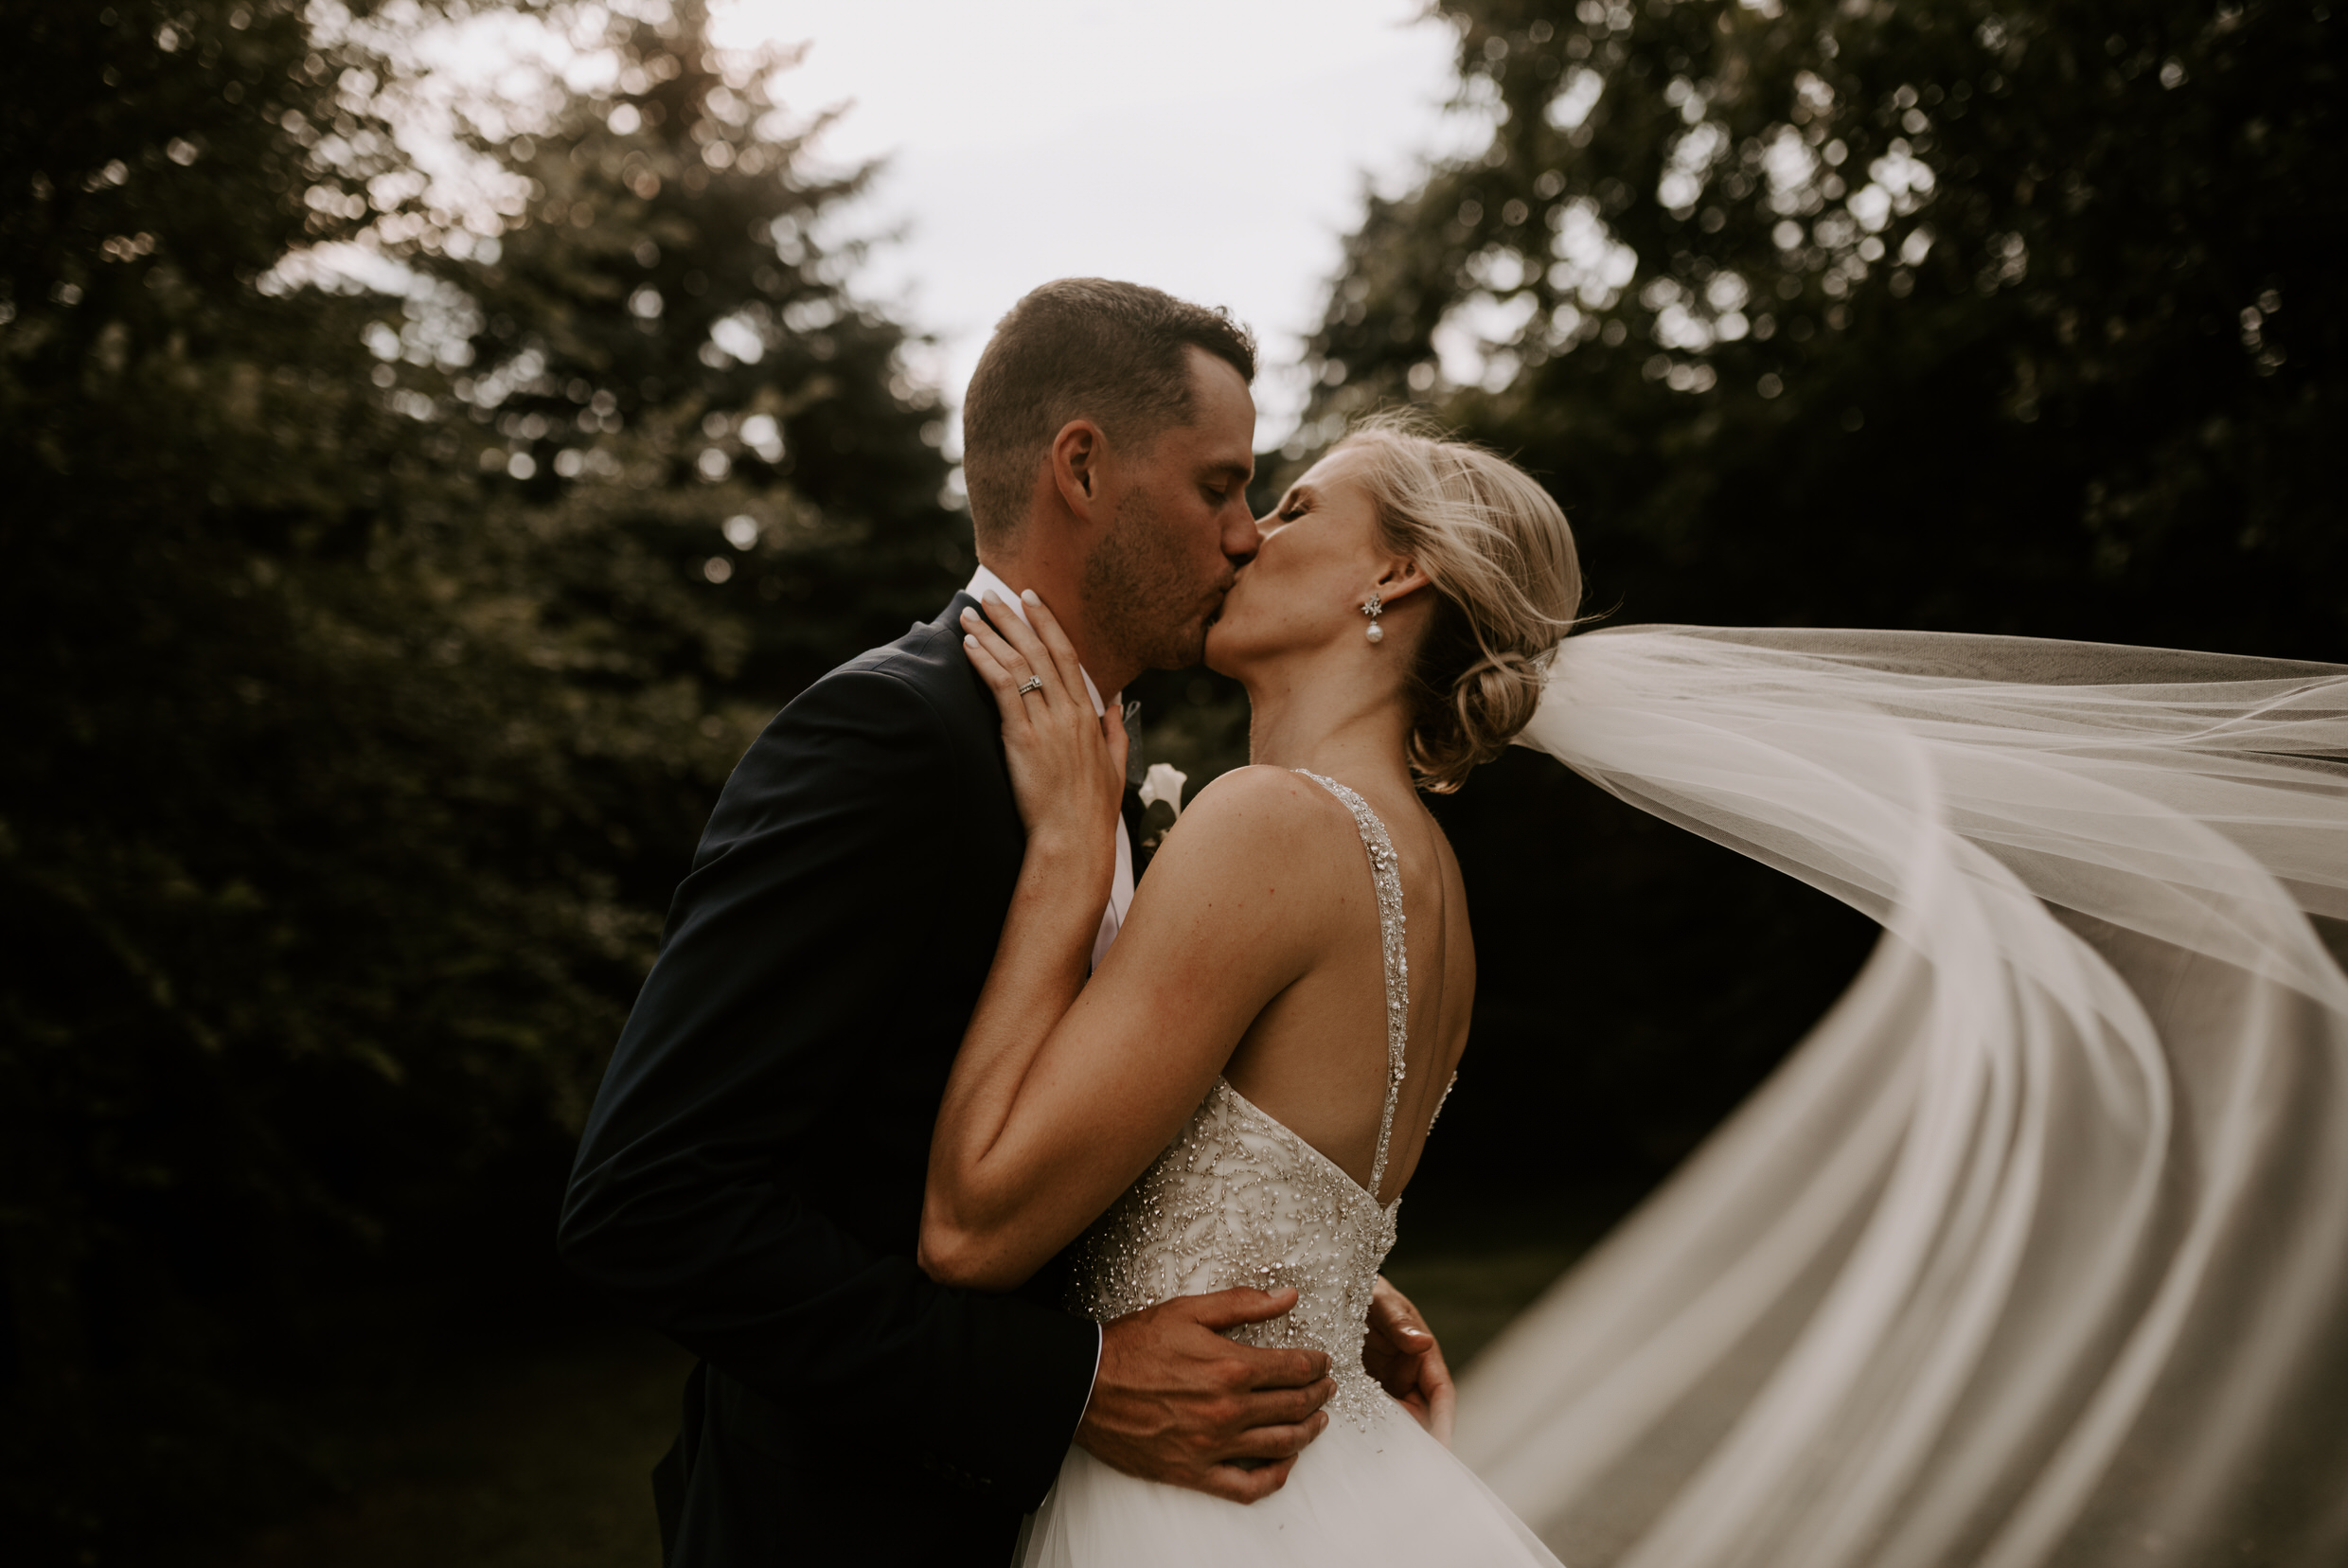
[1049,419,1107,519]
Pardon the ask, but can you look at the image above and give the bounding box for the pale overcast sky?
[706,1,1468,445]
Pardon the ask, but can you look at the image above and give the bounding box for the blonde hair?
[1334,410,1583,793]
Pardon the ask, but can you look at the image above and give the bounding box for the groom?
[560,278,1451,1565]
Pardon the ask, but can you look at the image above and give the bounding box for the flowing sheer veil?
[1453,626,2348,1568]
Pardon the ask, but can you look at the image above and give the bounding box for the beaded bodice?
[1068,771,1424,1429]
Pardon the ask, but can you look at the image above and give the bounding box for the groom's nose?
[1222,506,1261,567]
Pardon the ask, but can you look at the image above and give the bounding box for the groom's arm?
[557,665,1097,1507]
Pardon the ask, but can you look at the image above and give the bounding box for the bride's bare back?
[1216,767,1475,1207]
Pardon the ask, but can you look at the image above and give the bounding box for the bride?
[921,413,1578,1563]
[924,412,2348,1566]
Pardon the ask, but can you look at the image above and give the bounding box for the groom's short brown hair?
[961,279,1256,549]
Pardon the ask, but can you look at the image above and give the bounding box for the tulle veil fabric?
[1457,626,2348,1568]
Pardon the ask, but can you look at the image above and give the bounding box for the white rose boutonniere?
[1138,761,1188,823]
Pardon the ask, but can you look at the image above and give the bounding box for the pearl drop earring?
[1361,591,1384,644]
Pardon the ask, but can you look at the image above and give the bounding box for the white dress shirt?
[965,566,1135,971]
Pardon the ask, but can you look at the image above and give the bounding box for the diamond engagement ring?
[1017,676,1044,696]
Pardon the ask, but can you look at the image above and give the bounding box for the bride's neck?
[1240,655,1416,796]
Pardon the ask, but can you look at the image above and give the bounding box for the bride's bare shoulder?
[1176,763,1343,827]
[1143,765,1356,885]
[1117,767,1375,975]
[1185,762,1317,807]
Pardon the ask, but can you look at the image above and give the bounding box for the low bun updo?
[1335,411,1583,793]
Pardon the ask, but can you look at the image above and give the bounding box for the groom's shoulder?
[830,600,969,699]
[760,598,976,748]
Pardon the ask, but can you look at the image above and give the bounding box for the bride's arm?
[921,600,1334,1291]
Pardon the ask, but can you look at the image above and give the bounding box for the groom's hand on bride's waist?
[1076,1287,1335,1504]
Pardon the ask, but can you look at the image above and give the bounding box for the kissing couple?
[560,276,1576,1565]
[558,276,2348,1568]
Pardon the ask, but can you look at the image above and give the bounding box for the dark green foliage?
[0,2,960,1558]
[1298,0,2342,1196]
[1302,0,2343,655]
[429,20,966,711]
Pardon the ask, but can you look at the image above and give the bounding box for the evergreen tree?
[436,1,965,712]
[0,2,962,1555]
[382,0,969,910]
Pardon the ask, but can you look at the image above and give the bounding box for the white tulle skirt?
[1015,1404,1563,1567]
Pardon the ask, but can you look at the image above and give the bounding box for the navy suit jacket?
[560,594,1102,1565]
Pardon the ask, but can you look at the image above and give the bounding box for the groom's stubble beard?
[1080,485,1222,675]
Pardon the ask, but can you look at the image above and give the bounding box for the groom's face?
[1078,348,1261,674]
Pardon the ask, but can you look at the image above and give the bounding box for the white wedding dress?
[1016,771,1561,1568]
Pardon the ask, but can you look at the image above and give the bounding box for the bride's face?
[1204,446,1385,676]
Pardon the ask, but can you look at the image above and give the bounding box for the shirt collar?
[965,564,1111,717]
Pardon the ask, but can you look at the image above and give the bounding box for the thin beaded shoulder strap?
[1293,770,1410,1200]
